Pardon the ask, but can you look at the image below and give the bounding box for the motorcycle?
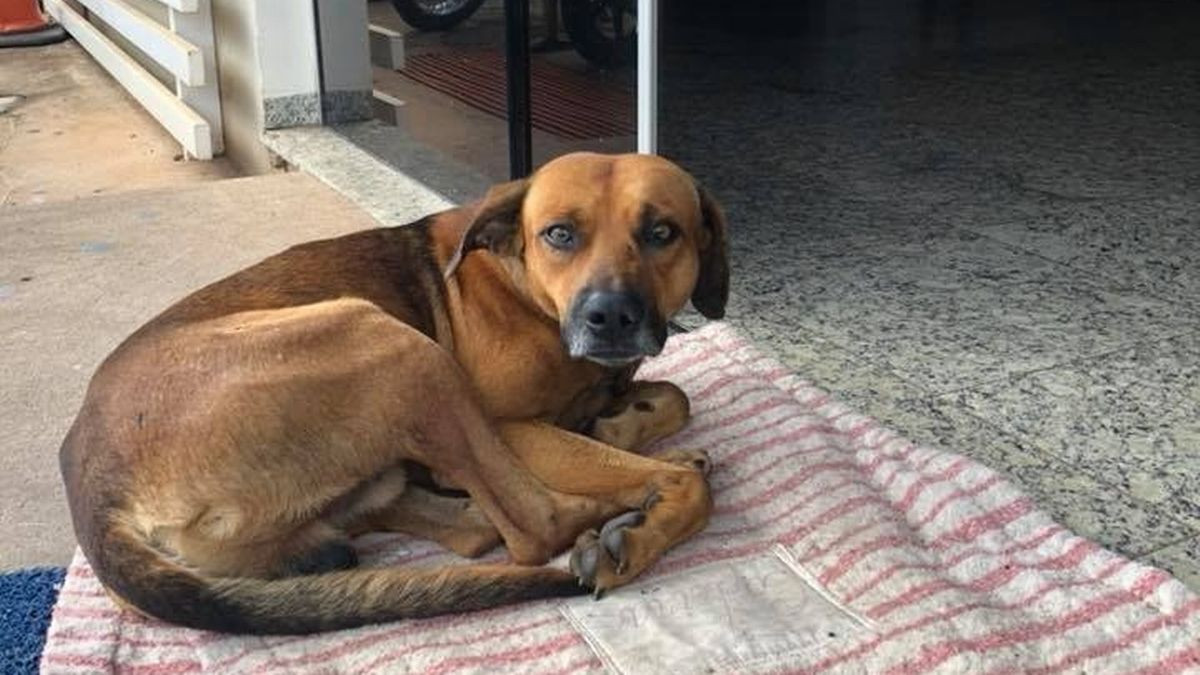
[389,0,636,69]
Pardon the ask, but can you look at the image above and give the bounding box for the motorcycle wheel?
[390,0,487,31]
[561,0,636,69]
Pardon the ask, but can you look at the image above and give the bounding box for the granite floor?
[658,0,1200,589]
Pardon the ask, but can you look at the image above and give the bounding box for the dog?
[59,152,728,634]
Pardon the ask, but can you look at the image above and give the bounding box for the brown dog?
[59,152,728,634]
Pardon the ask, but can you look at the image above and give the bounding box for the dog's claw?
[571,508,648,594]
[569,530,602,586]
[606,509,646,531]
[601,527,626,573]
[598,511,641,575]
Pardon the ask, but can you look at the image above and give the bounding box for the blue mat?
[1,567,66,675]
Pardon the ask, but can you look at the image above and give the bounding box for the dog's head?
[447,152,728,367]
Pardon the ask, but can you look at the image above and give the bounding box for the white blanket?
[40,323,1200,674]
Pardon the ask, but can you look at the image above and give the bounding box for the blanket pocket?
[561,545,875,674]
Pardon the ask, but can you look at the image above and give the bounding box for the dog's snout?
[583,292,646,334]
[564,289,665,365]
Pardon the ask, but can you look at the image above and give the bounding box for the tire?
[562,0,636,69]
[0,24,68,48]
[389,0,487,31]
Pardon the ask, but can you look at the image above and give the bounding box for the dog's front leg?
[497,421,712,595]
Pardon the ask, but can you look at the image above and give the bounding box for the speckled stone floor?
[659,0,1200,589]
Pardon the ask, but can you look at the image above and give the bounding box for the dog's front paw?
[569,510,649,597]
[569,457,713,598]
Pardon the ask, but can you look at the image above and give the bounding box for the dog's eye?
[541,224,577,250]
[644,221,678,246]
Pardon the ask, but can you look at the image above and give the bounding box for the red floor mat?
[399,50,634,140]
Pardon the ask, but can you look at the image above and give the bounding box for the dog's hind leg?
[349,487,502,558]
[173,518,358,579]
[281,538,359,576]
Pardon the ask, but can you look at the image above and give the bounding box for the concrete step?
[369,22,406,70]
[263,122,486,212]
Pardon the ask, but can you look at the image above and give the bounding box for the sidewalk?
[0,42,389,570]
[0,42,236,207]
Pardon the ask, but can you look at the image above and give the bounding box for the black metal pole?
[504,0,532,179]
[311,0,327,122]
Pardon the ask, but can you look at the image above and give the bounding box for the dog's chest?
[452,324,607,422]
[470,349,607,422]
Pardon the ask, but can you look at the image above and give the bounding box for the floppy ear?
[444,179,529,278]
[691,184,729,319]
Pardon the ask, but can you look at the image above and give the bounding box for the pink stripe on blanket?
[883,570,1172,675]
[40,323,1200,674]
[1132,643,1200,675]
[1013,598,1200,674]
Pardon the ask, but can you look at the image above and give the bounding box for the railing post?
[169,0,223,156]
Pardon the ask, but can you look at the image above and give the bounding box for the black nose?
[579,291,646,339]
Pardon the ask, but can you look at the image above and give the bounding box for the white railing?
[44,0,223,160]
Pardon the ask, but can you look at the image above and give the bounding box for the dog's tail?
[90,518,583,635]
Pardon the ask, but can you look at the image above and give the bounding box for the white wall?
[211,0,270,172]
[315,0,371,94]
[314,0,373,122]
[254,0,321,101]
[206,0,328,170]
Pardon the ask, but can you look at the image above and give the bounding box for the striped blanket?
[40,323,1200,674]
